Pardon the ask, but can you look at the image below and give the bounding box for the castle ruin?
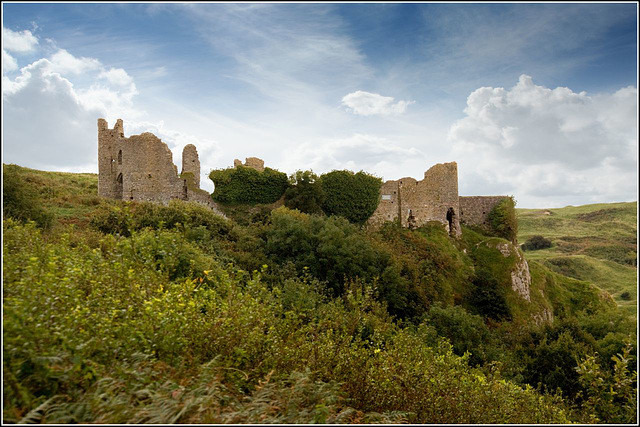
[368,162,508,237]
[97,118,218,210]
[97,118,506,235]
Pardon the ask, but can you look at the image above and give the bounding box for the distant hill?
[518,202,637,315]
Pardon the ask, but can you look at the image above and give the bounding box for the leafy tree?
[318,170,382,224]
[488,197,518,243]
[284,170,325,215]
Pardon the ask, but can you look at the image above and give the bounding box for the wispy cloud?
[341,90,414,116]
[181,4,373,105]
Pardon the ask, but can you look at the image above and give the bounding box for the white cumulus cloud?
[98,67,134,87]
[341,90,414,116]
[449,74,637,207]
[3,49,18,72]
[48,48,102,75]
[2,50,141,171]
[2,26,38,52]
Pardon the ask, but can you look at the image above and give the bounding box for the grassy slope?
[517,202,637,315]
[3,163,102,226]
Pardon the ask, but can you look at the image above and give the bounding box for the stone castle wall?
[369,162,461,237]
[97,119,220,212]
[234,157,265,172]
[459,196,509,229]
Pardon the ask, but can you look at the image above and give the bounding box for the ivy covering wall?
[318,170,382,224]
[209,166,288,204]
[488,197,518,243]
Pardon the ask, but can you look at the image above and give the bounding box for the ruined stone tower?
[368,162,508,238]
[181,144,201,189]
[97,118,220,210]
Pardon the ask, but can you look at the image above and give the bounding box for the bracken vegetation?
[3,164,637,424]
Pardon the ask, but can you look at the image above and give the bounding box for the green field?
[518,202,637,315]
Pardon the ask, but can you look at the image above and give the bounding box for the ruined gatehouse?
[368,162,509,237]
[97,118,219,210]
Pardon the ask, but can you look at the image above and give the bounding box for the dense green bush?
[488,197,518,243]
[522,235,552,251]
[284,170,325,215]
[3,164,54,229]
[89,199,232,238]
[422,303,498,366]
[209,166,288,204]
[319,170,382,224]
[264,207,390,296]
[468,270,511,321]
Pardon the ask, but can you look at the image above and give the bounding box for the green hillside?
[3,164,636,424]
[518,202,637,315]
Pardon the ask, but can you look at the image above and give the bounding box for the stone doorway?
[446,207,457,237]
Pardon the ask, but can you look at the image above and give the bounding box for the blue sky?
[2,2,638,208]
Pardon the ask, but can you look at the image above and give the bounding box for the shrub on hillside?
[264,207,390,296]
[488,197,518,243]
[89,200,231,238]
[469,270,511,321]
[284,170,325,215]
[209,166,288,204]
[522,235,552,251]
[422,303,497,366]
[2,164,53,229]
[318,170,381,224]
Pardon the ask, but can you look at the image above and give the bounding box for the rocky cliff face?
[495,242,531,301]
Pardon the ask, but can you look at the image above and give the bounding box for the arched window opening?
[118,150,122,165]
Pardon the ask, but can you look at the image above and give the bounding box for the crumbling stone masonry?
[234,157,265,172]
[459,196,509,231]
[368,162,508,238]
[97,118,220,211]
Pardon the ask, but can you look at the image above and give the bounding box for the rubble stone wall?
[459,196,509,229]
[368,162,461,237]
[234,157,265,172]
